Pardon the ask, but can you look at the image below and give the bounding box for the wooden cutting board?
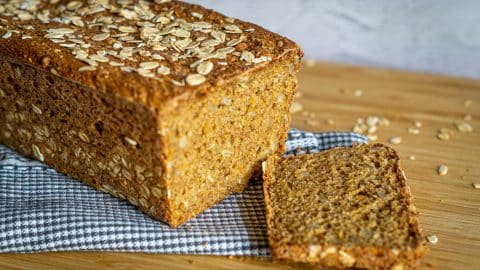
[1,62,479,270]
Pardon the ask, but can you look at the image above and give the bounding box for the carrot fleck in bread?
[263,144,426,269]
[0,0,302,227]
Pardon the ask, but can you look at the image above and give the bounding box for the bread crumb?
[290,102,303,114]
[473,183,480,189]
[427,235,438,244]
[379,117,390,127]
[353,89,363,97]
[326,118,335,125]
[409,155,416,160]
[305,59,316,67]
[306,119,320,127]
[464,114,472,121]
[389,136,402,145]
[437,165,448,176]
[413,120,422,128]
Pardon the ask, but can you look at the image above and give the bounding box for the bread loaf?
[263,144,426,269]
[0,0,302,227]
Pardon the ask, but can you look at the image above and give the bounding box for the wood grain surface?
[1,62,479,270]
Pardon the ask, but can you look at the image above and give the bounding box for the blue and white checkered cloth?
[0,129,367,254]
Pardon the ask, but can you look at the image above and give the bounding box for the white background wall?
[188,0,480,79]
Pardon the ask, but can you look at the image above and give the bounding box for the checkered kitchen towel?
[0,129,367,254]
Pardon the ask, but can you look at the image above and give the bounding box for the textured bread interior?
[0,57,168,216]
[162,57,297,226]
[264,144,425,269]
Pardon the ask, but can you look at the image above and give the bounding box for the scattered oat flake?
[389,136,402,145]
[379,117,390,127]
[326,119,335,125]
[473,183,480,189]
[196,61,213,75]
[139,62,159,70]
[455,122,473,132]
[118,26,137,33]
[109,61,124,67]
[92,32,110,41]
[157,65,170,75]
[427,235,438,244]
[2,31,12,39]
[290,102,303,114]
[437,165,448,176]
[409,155,416,160]
[366,116,379,127]
[78,66,97,72]
[186,73,206,86]
[240,51,254,63]
[354,89,363,97]
[48,28,75,34]
[223,24,242,33]
[407,127,420,135]
[89,54,108,63]
[226,38,243,47]
[367,134,378,141]
[191,12,203,19]
[436,132,450,141]
[414,120,422,128]
[367,126,377,134]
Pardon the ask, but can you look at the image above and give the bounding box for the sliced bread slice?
[263,143,426,269]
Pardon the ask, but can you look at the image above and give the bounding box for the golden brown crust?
[263,144,426,269]
[0,0,302,108]
[0,0,302,227]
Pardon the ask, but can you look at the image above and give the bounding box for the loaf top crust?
[0,0,302,106]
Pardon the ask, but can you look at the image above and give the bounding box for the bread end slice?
[263,144,426,269]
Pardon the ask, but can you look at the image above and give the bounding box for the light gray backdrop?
[188,0,480,79]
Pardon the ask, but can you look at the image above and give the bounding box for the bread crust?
[0,0,302,108]
[263,144,426,269]
[0,0,302,227]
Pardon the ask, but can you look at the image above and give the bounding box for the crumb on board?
[437,165,448,176]
[427,235,439,244]
[389,136,402,145]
